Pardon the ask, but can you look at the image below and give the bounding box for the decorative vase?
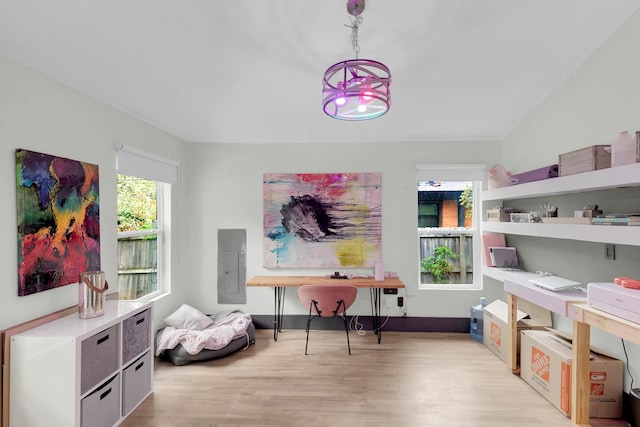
[611,131,636,167]
[79,271,109,319]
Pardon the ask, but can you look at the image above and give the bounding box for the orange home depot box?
[520,330,623,418]
[482,299,551,364]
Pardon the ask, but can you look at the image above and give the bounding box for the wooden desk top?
[246,275,405,289]
[569,302,640,345]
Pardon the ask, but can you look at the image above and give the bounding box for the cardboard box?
[483,299,551,364]
[559,145,611,176]
[485,209,512,222]
[520,330,623,418]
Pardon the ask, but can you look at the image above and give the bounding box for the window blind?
[416,164,485,182]
[116,144,179,184]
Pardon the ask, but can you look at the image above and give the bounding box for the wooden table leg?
[507,293,519,373]
[571,318,591,426]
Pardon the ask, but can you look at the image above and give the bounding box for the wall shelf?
[483,163,640,202]
[482,221,640,246]
[482,163,640,247]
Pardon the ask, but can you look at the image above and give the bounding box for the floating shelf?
[482,163,640,246]
[482,221,640,246]
[483,163,640,202]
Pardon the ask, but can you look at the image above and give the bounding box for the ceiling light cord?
[345,15,363,59]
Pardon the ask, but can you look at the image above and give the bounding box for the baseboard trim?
[251,315,469,333]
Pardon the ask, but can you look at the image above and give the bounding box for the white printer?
[588,282,640,324]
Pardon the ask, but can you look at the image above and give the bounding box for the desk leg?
[507,293,518,373]
[273,286,285,341]
[571,319,591,426]
[370,288,382,344]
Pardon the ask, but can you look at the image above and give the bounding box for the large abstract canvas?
[16,149,101,296]
[263,173,382,268]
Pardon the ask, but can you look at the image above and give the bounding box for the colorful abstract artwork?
[263,173,382,268]
[16,149,101,296]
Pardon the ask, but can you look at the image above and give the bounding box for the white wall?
[500,9,640,392]
[0,53,190,329]
[501,10,640,173]
[185,141,502,318]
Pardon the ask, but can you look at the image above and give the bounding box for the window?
[116,144,178,300]
[417,165,484,290]
[117,174,161,299]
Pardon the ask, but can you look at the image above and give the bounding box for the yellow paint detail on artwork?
[335,238,373,267]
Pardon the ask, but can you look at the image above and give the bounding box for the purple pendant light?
[322,0,391,121]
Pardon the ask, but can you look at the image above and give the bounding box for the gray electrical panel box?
[217,229,247,304]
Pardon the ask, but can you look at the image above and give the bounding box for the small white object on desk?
[374,262,384,281]
[528,275,581,292]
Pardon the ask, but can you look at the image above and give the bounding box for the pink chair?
[297,284,358,355]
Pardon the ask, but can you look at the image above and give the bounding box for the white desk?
[502,273,587,372]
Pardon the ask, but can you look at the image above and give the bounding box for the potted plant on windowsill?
[421,245,458,284]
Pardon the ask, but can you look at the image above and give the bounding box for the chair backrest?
[297,284,358,316]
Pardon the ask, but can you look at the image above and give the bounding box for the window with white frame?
[417,164,484,290]
[116,145,178,300]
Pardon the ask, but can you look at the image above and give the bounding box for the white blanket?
[156,311,252,356]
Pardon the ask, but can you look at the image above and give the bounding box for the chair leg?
[337,300,351,355]
[305,303,313,355]
[341,313,351,355]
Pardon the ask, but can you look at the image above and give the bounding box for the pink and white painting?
[263,173,382,268]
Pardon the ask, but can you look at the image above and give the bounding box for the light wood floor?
[121,329,572,427]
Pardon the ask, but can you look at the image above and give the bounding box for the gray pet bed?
[156,312,255,366]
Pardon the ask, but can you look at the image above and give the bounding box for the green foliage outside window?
[421,245,458,283]
[117,174,157,232]
[459,185,473,219]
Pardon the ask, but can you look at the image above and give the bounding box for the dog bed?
[156,309,255,366]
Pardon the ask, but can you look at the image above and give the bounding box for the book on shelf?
[591,214,640,226]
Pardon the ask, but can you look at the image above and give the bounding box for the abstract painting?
[16,149,101,296]
[263,173,381,268]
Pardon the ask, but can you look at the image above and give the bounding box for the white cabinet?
[10,300,153,427]
[482,162,640,247]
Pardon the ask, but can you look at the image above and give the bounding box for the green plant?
[117,174,157,232]
[459,185,473,219]
[421,245,458,283]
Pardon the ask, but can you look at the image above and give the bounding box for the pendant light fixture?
[322,0,391,121]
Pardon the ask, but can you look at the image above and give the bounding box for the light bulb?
[335,97,346,106]
[357,104,366,113]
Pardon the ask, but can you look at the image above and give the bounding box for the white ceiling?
[1,1,639,144]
